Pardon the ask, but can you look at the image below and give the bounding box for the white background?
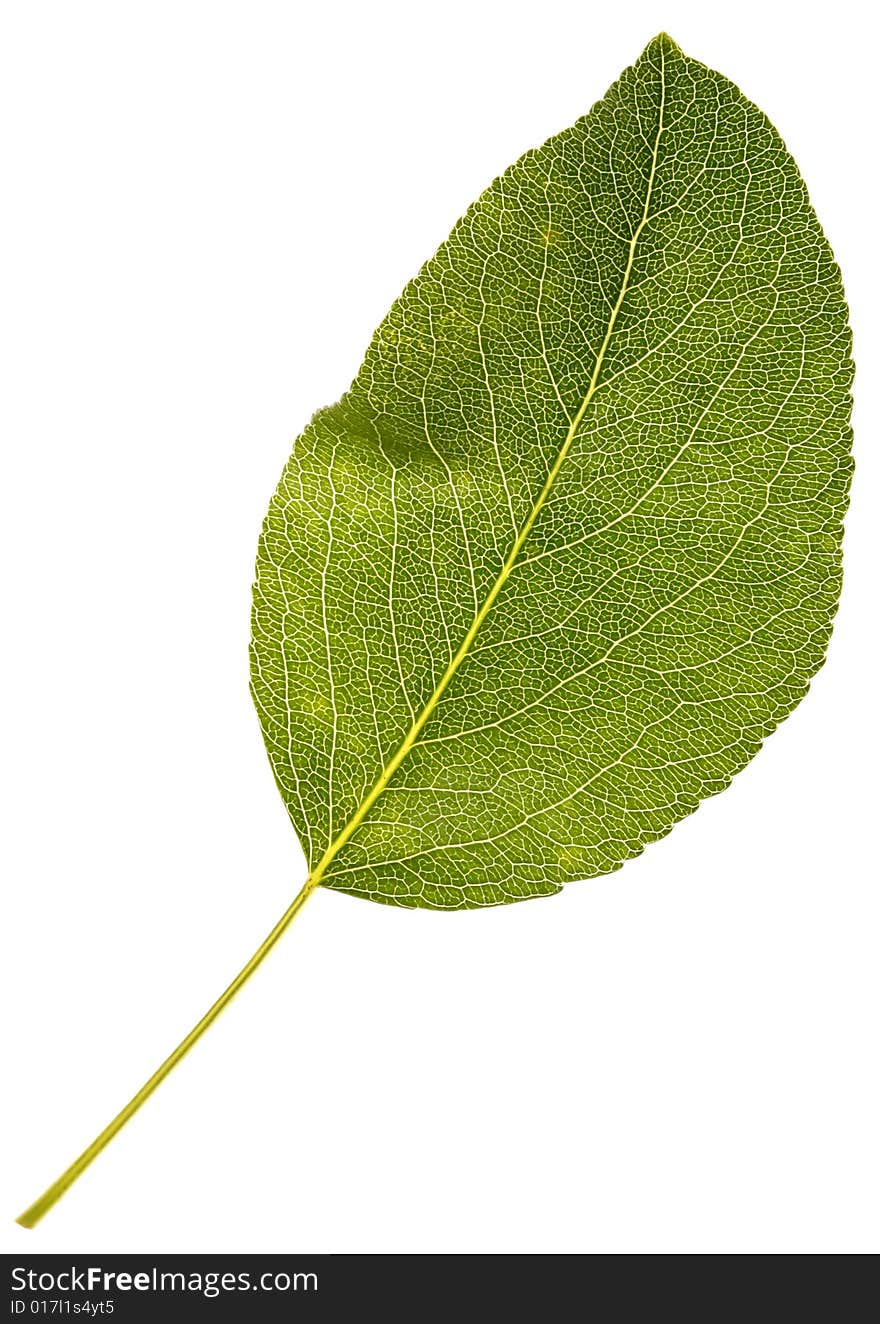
[1,0,877,1255]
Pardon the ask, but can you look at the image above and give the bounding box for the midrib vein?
[16,52,668,1229]
[305,52,667,894]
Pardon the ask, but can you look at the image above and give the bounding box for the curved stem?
[16,872,320,1229]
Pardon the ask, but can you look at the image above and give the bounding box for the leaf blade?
[251,34,853,908]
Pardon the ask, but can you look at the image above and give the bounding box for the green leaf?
[14,33,857,1230]
[251,33,853,910]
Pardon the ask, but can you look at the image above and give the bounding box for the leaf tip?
[647,32,682,57]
